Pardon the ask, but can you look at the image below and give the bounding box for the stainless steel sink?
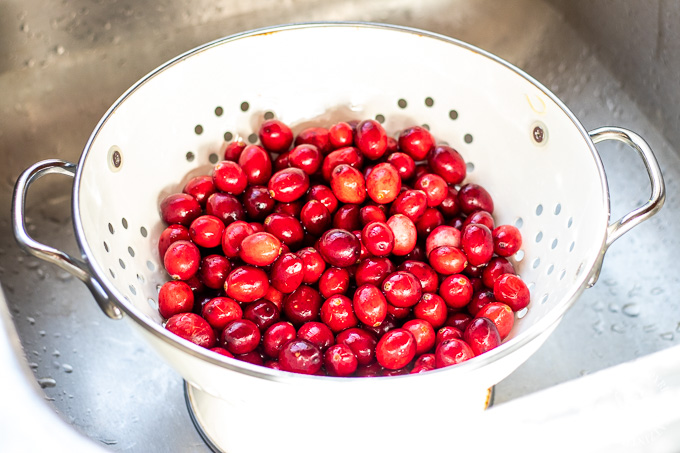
[1,0,679,450]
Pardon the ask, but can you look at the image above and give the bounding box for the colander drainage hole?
[119,259,126,269]
[398,99,407,109]
[103,241,109,253]
[224,131,233,141]
[109,269,116,279]
[215,106,223,117]
[554,203,562,215]
[122,218,128,229]
[569,241,575,252]
[517,307,528,319]
[186,151,195,162]
[108,223,114,234]
[449,110,458,120]
[526,282,535,292]
[422,124,430,131]
[146,260,156,272]
[194,125,203,135]
[140,227,148,238]
[567,217,573,228]
[129,285,137,296]
[375,114,385,124]
[559,269,566,280]
[425,97,434,107]
[464,133,473,144]
[514,250,525,262]
[547,264,554,275]
[148,298,157,310]
[247,133,258,144]
[551,238,558,249]
[535,231,543,243]
[208,153,219,164]
[514,217,524,228]
[532,257,541,269]
[137,273,145,283]
[535,204,544,216]
[128,246,135,257]
[264,111,275,120]
[240,101,249,112]
[540,294,549,304]
[466,162,475,173]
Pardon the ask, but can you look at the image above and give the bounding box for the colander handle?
[12,159,123,320]
[589,127,666,248]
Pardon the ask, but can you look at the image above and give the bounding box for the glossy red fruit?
[183,175,216,206]
[298,200,330,237]
[458,183,494,214]
[274,201,303,218]
[221,319,261,354]
[355,119,388,160]
[239,232,282,266]
[467,290,495,317]
[425,225,461,256]
[164,240,200,280]
[428,246,468,275]
[336,328,377,366]
[355,257,395,287]
[160,193,202,226]
[243,300,280,332]
[268,168,310,202]
[333,204,362,231]
[321,146,364,181]
[360,221,394,257]
[270,253,304,294]
[318,229,361,268]
[493,224,523,257]
[297,321,335,352]
[462,224,494,266]
[158,225,191,258]
[264,286,284,311]
[158,281,194,318]
[295,247,326,284]
[331,164,366,204]
[236,144,271,185]
[289,144,323,175]
[329,122,354,149]
[463,317,501,355]
[366,163,401,204]
[210,347,235,358]
[413,293,448,329]
[259,119,294,152]
[391,190,428,222]
[221,221,255,258]
[242,185,275,221]
[325,344,358,377]
[224,140,247,161]
[439,187,461,219]
[282,285,322,326]
[212,160,248,195]
[436,326,463,345]
[353,284,388,327]
[273,151,291,171]
[386,214,417,256]
[477,302,514,340]
[414,174,448,207]
[307,185,339,214]
[493,274,530,311]
[427,145,466,184]
[375,328,417,370]
[446,312,473,332]
[201,297,242,331]
[359,205,386,226]
[416,208,445,238]
[320,295,358,333]
[440,274,473,308]
[462,210,495,230]
[278,339,322,374]
[387,152,416,181]
[319,267,350,298]
[226,266,269,302]
[263,322,297,358]
[434,338,475,368]
[206,192,245,226]
[398,126,434,160]
[264,213,305,249]
[236,351,264,366]
[398,261,438,293]
[482,257,515,289]
[198,254,231,289]
[189,215,224,249]
[382,271,423,308]
[386,303,411,320]
[295,127,332,155]
[165,313,216,348]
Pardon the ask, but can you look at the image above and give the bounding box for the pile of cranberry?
[157,118,528,377]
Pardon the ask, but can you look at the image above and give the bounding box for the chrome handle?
[12,159,123,320]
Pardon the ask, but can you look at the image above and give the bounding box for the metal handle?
[12,159,123,320]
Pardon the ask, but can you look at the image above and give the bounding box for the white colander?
[12,23,664,453]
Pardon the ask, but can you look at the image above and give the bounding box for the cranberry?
[416,208,445,237]
[467,290,495,317]
[239,232,282,266]
[321,145,364,181]
[201,297,242,331]
[448,216,465,230]
[242,185,275,221]
[212,160,247,195]
[391,190,428,222]
[206,192,245,226]
[428,246,468,275]
[325,344,358,377]
[319,267,350,298]
[198,254,231,289]
[274,201,303,218]
[269,253,304,294]
[398,261,438,293]
[278,339,322,375]
[492,224,523,257]
[333,204,362,231]
[329,122,354,149]
[295,127,332,155]
[446,312,473,331]
[361,221,394,257]
[440,274,473,308]
[386,214,417,256]
[414,164,430,181]
[427,145,466,184]
[439,187,461,218]
[224,140,247,161]
[386,152,416,181]
[458,183,494,214]
[296,247,326,284]
[221,221,254,258]
[185,276,207,297]
[264,212,305,250]
[461,224,494,266]
[268,168,310,202]
[331,164,366,204]
[189,215,224,249]
[238,144,272,185]
[413,293,448,329]
[320,295,358,333]
[243,300,280,332]
[297,321,335,352]
[210,347,235,358]
[263,322,297,358]
[366,163,401,204]
[493,274,530,311]
[164,240,200,280]
[289,144,322,175]
[436,326,463,345]
[355,120,387,160]
[273,151,291,171]
[165,313,216,348]
[482,257,515,289]
[375,328,417,370]
[386,302,411,320]
[160,193,202,226]
[355,257,395,287]
[158,281,194,318]
[264,286,284,311]
[414,174,448,207]
[359,204,386,226]
[336,328,377,366]
[382,271,422,308]
[425,225,461,256]
[398,126,434,160]
[434,338,474,368]
[264,360,281,370]
[403,319,436,355]
[282,285,322,326]
[462,210,495,230]
[259,119,293,152]
[353,284,388,327]
[221,319,261,354]
[183,175,216,206]
[307,185,339,213]
[318,229,361,268]
[158,224,191,258]
[226,266,269,302]
[476,302,514,340]
[463,317,501,355]
[236,351,265,366]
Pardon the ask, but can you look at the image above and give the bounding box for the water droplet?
[56,45,65,55]
[28,362,38,369]
[611,324,625,333]
[62,364,73,373]
[37,268,46,279]
[651,287,664,296]
[608,303,620,313]
[622,303,640,317]
[39,330,46,336]
[603,278,617,287]
[100,439,118,446]
[676,322,680,333]
[25,260,40,269]
[591,301,604,312]
[52,350,60,357]
[27,316,35,325]
[31,350,40,356]
[644,324,658,333]
[58,271,73,282]
[592,320,605,335]
[37,377,57,388]
[660,332,674,341]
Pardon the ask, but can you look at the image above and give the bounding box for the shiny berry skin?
[436,326,463,345]
[263,322,297,358]
[300,200,331,236]
[322,146,364,181]
[398,126,434,160]
[386,152,416,181]
[297,321,335,352]
[221,319,261,355]
[425,225,461,256]
[278,339,322,375]
[296,247,326,284]
[221,221,255,258]
[319,267,350,298]
[307,185,339,213]
[318,229,361,268]
[391,189,428,222]
[320,295,358,333]
[333,204,362,231]
[238,144,272,186]
[366,163,401,204]
[264,286,284,311]
[164,240,200,280]
[440,274,473,308]
[158,224,191,258]
[439,187,461,218]
[264,213,305,249]
[462,210,495,230]
[355,257,395,287]
[273,151,291,172]
[414,174,448,207]
[236,351,264,366]
[183,175,216,206]
[212,160,248,195]
[331,164,366,204]
[270,253,304,294]
[427,145,466,184]
[242,185,275,221]
[361,221,394,257]
[268,168,310,202]
[224,140,247,161]
[274,201,303,218]
[413,293,448,329]
[462,224,494,266]
[198,254,231,289]
[210,347,235,358]
[467,290,495,317]
[353,284,388,327]
[492,224,523,257]
[239,232,282,266]
[201,297,242,331]
[482,257,515,289]
[325,344,358,377]
[189,215,224,249]
[403,319,436,355]
[336,328,377,366]
[463,317,501,355]
[386,303,411,320]
[206,192,245,226]
[446,312,473,331]
[416,208,445,238]
[428,246,468,275]
[375,328,417,370]
[289,144,323,175]
[476,302,515,340]
[329,122,354,148]
[398,261,438,293]
[386,214,417,256]
[243,300,280,332]
[226,266,269,303]
[259,119,293,152]
[458,183,494,214]
[282,285,322,326]
[434,338,474,368]
[359,204,387,226]
[165,313,216,348]
[295,127,331,155]
[382,271,422,308]
[160,193,202,226]
[493,274,530,311]
[355,119,388,160]
[158,281,194,318]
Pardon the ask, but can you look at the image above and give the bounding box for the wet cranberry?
[264,360,281,369]
[414,164,431,181]
[238,144,272,185]
[321,295,358,333]
[278,339,322,374]
[158,281,194,318]
[239,232,282,266]
[413,293,448,329]
[427,145,466,184]
[221,319,261,354]
[185,276,207,297]
[477,302,514,340]
[416,208,445,238]
[470,276,484,293]
[318,229,361,268]
[376,328,417,370]
[429,246,468,275]
[329,122,354,149]
[289,144,322,175]
[160,193,202,226]
[164,240,200,280]
[325,344,358,376]
[307,185,339,213]
[264,286,284,311]
[439,187,461,218]
[386,214,417,256]
[268,168,310,202]
[201,296,242,331]
[425,225,461,256]
[242,185,275,221]
[391,190,428,222]
[467,290,495,317]
[274,201,303,218]
[210,347,235,358]
[440,274,473,308]
[398,126,434,160]
[448,216,465,230]
[382,271,422,308]
[403,319,436,355]
[158,224,191,258]
[296,247,326,284]
[434,338,474,368]
[463,210,495,230]
[321,146,364,181]
[492,224,523,257]
[333,204,362,231]
[319,267,350,298]
[224,140,247,161]
[189,215,224,249]
[212,160,247,195]
[297,321,335,352]
[355,119,387,160]
[236,351,265,366]
[446,312,473,331]
[206,192,245,226]
[397,261,438,293]
[259,119,293,152]
[243,300,280,332]
[263,322,297,358]
[436,326,463,345]
[414,174,448,207]
[226,266,269,302]
[355,257,395,287]
[165,313,216,348]
[273,151,291,171]
[387,152,416,181]
[183,175,215,206]
[336,328,377,366]
[298,200,330,237]
[359,205,386,226]
[198,254,231,289]
[462,224,494,267]
[458,183,494,214]
[331,164,366,204]
[295,127,331,154]
[482,257,515,289]
[353,284,388,327]
[493,274,530,311]
[221,221,254,258]
[361,221,394,257]
[463,317,501,355]
[269,253,304,294]
[283,285,322,326]
[264,212,305,250]
[386,303,411,320]
[366,163,401,204]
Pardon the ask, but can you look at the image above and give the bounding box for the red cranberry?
[361,221,394,257]
[295,127,332,155]
[386,152,416,181]
[329,122,354,149]
[439,187,461,218]
[165,313,216,348]
[434,338,474,368]
[386,302,411,320]
[355,120,387,160]
[296,247,326,284]
[336,327,377,366]
[164,240,200,280]
[386,214,417,256]
[322,146,364,181]
[236,350,264,366]
[320,295,358,333]
[391,190,428,222]
[413,293,448,329]
[268,168,310,202]
[398,126,434,160]
[274,201,303,218]
[476,302,514,340]
[440,274,473,308]
[448,216,465,230]
[403,319,436,355]
[206,192,245,226]
[493,274,530,311]
[224,140,247,161]
[319,267,350,298]
[425,225,461,256]
[462,224,494,266]
[210,347,235,358]
[243,300,280,332]
[160,193,202,226]
[264,360,281,370]
[183,175,215,206]
[189,215,224,249]
[458,183,494,214]
[307,185,339,213]
[446,312,473,331]
[299,200,331,236]
[278,339,322,375]
[492,224,523,257]
[242,185,275,221]
[289,144,322,175]
[238,144,272,185]
[462,210,495,230]
[325,344,358,377]
[428,246,468,275]
[353,284,388,327]
[239,232,282,266]
[158,281,194,318]
[263,322,297,358]
[467,290,495,317]
[226,266,269,302]
[273,151,291,172]
[259,119,293,152]
[198,254,231,289]
[427,145,466,184]
[297,321,335,352]
[482,257,515,289]
[355,257,395,287]
[221,319,261,354]
[416,208,445,237]
[376,328,417,370]
[221,221,255,258]
[264,286,284,311]
[283,285,322,326]
[414,174,448,207]
[366,162,401,204]
[436,326,463,345]
[158,224,191,258]
[398,261,438,293]
[270,253,305,294]
[333,204,362,231]
[359,204,386,226]
[201,297,242,331]
[318,229,361,268]
[331,164,366,205]
[382,271,422,308]
[463,317,501,355]
[212,160,247,195]
[264,213,305,249]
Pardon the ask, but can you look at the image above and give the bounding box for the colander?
[11,23,664,453]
